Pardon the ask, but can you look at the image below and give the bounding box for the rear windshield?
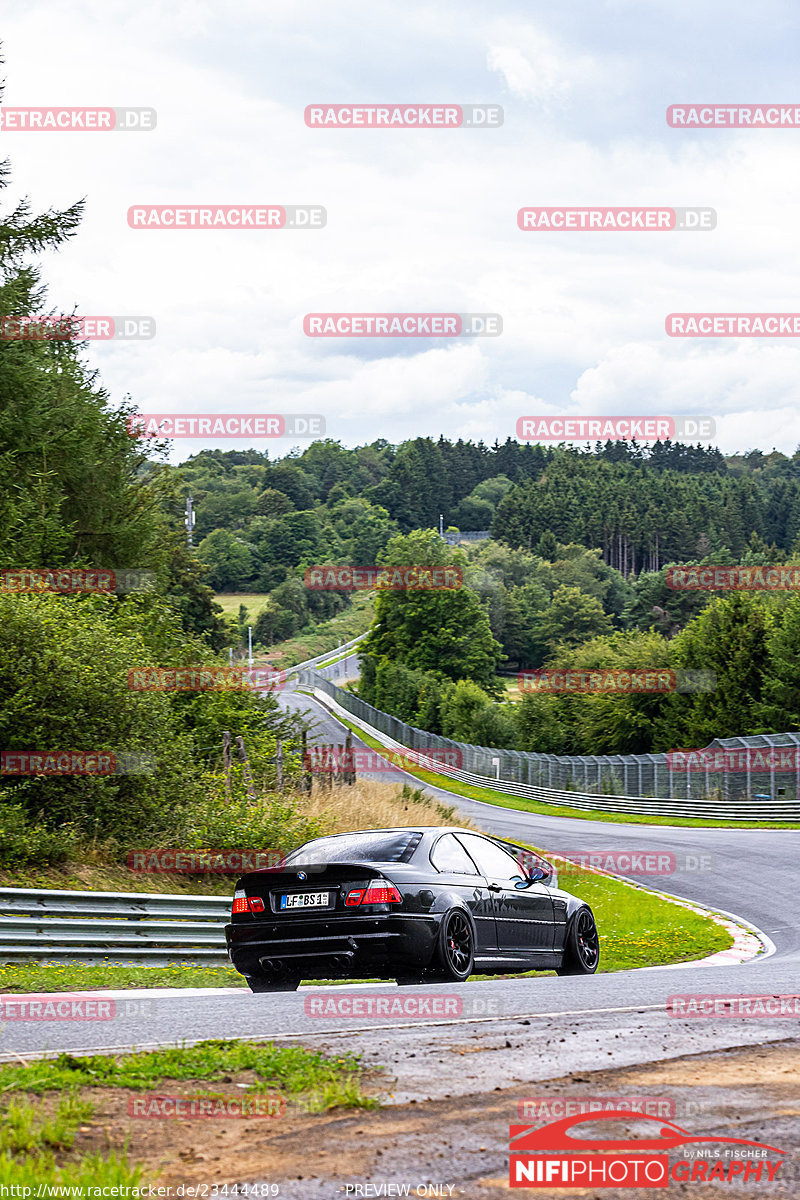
[285,831,422,865]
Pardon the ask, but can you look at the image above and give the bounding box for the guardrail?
[0,888,232,966]
[303,672,800,822]
[282,633,367,677]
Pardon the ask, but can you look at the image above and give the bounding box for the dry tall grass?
[302,778,476,836]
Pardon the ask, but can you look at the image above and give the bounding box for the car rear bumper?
[225,913,439,979]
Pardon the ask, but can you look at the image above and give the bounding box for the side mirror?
[516,848,557,887]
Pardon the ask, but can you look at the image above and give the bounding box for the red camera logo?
[510,1112,784,1188]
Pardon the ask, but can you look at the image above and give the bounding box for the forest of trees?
[355,534,800,758]
[0,152,303,865]
[168,434,800,654]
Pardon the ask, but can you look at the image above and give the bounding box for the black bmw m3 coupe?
[225,827,600,992]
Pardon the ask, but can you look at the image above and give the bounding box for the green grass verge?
[329,708,800,829]
[0,961,247,993]
[0,1094,94,1156]
[0,1039,376,1109]
[0,1041,376,1187]
[0,1149,141,1191]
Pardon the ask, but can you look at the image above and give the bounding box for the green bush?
[178,788,323,854]
[0,800,80,867]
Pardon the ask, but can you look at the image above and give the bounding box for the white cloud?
[2,1,800,459]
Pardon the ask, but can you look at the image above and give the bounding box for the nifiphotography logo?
[508,1111,785,1188]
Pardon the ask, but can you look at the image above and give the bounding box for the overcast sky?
[4,0,800,461]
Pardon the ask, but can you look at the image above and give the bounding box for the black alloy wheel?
[557,907,600,976]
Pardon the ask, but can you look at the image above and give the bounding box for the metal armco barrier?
[282,632,367,677]
[301,671,800,821]
[0,888,231,966]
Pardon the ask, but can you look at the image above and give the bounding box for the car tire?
[246,973,301,993]
[556,907,600,976]
[427,908,475,982]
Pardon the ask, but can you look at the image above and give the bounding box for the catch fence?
[299,670,800,820]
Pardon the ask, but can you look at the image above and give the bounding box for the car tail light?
[232,891,264,914]
[346,880,402,906]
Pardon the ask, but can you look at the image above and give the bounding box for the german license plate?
[280,891,330,910]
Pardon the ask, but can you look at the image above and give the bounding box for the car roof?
[301,826,489,838]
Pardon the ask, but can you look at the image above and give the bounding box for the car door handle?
[487,883,502,892]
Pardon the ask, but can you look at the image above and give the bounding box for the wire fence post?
[275,738,284,792]
[222,730,231,803]
[302,731,312,793]
[235,735,257,801]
